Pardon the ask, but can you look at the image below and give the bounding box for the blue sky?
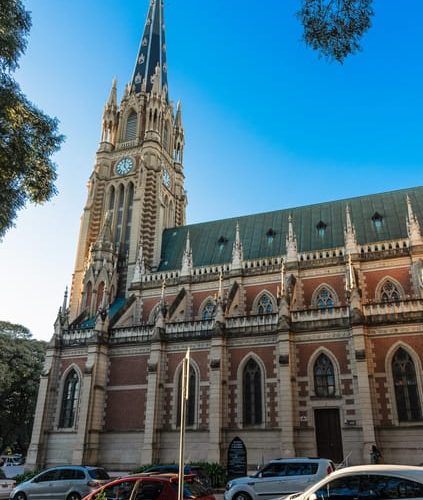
[1,0,422,340]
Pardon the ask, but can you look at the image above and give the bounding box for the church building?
[27,0,423,470]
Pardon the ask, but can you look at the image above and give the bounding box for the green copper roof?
[158,186,423,271]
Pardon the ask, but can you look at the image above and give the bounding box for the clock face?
[115,157,133,176]
[163,168,171,188]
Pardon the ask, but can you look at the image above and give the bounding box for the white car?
[224,458,335,500]
[271,464,423,500]
[0,469,15,499]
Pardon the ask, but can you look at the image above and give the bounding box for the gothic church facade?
[28,0,423,470]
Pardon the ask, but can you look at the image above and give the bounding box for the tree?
[0,321,46,453]
[0,0,64,239]
[297,0,374,62]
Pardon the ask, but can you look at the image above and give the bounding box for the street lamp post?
[178,348,190,500]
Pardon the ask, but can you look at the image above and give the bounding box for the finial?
[344,204,358,254]
[286,214,298,263]
[278,259,285,298]
[62,286,68,313]
[406,194,422,246]
[231,222,244,271]
[160,279,166,302]
[218,270,223,299]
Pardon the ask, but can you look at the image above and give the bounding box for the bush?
[191,462,227,488]
[14,469,41,484]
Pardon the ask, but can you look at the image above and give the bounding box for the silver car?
[224,458,335,500]
[9,465,110,500]
[0,469,15,500]
[273,464,423,500]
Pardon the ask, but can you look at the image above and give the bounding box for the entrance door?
[314,408,343,463]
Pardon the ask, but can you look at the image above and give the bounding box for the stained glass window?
[59,370,80,428]
[177,365,196,427]
[314,353,336,397]
[315,287,335,309]
[393,348,422,422]
[202,300,216,320]
[257,293,273,314]
[243,359,262,426]
[380,280,401,302]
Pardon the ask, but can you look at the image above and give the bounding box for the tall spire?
[231,222,244,271]
[344,205,358,255]
[132,0,168,96]
[181,232,193,277]
[286,215,298,263]
[406,195,422,246]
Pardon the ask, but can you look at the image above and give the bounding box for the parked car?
[142,464,212,492]
[10,465,110,500]
[224,458,335,500]
[82,473,216,499]
[0,468,15,499]
[271,464,423,500]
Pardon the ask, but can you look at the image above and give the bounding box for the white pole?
[178,348,190,500]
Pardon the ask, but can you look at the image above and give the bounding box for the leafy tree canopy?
[0,0,64,239]
[298,0,374,62]
[0,321,46,454]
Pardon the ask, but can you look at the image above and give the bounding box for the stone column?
[207,325,226,463]
[26,341,61,469]
[350,324,376,463]
[276,327,295,457]
[72,333,109,465]
[141,331,164,465]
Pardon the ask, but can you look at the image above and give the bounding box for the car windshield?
[89,468,110,480]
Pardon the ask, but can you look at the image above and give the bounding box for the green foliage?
[14,468,42,485]
[0,0,64,238]
[297,0,374,62]
[131,464,152,474]
[93,490,107,500]
[0,322,46,453]
[191,461,228,488]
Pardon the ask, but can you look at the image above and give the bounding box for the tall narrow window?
[123,183,134,253]
[392,348,422,422]
[177,365,196,427]
[85,281,92,311]
[314,353,336,397]
[380,280,401,302]
[125,111,137,141]
[59,370,80,428]
[243,358,262,426]
[163,123,169,150]
[202,300,216,320]
[315,287,335,309]
[108,185,115,211]
[114,185,125,250]
[257,293,273,314]
[96,281,105,311]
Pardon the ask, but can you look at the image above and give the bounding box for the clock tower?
[69,0,186,320]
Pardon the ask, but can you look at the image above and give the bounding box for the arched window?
[123,183,134,253]
[315,287,335,309]
[314,353,336,397]
[85,281,92,311]
[114,185,125,250]
[163,123,169,150]
[125,111,137,141]
[243,358,262,426]
[108,185,115,210]
[96,281,105,311]
[392,348,422,422]
[59,369,80,428]
[380,280,401,302]
[176,365,196,427]
[202,300,216,320]
[257,293,273,314]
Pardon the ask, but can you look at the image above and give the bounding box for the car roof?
[331,464,423,476]
[269,458,330,463]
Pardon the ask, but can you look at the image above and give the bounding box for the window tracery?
[315,286,335,309]
[202,300,216,320]
[380,280,401,302]
[257,293,273,314]
[314,353,336,397]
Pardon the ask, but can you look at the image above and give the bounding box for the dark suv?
[10,465,110,500]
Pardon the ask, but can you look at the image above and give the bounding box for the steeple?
[132,0,168,96]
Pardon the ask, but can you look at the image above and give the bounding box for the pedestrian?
[370,445,382,464]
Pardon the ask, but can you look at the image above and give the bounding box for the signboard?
[227,436,247,478]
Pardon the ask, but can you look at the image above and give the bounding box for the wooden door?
[314,408,343,463]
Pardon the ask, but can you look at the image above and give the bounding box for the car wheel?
[233,493,252,500]
[66,493,81,500]
[14,493,27,500]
